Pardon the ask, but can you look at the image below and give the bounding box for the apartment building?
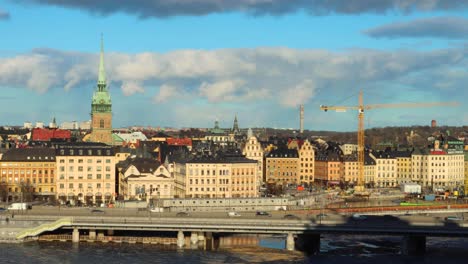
[56,143,115,205]
[265,148,298,185]
[186,153,258,198]
[371,152,397,188]
[298,140,315,186]
[0,148,56,202]
[242,135,264,184]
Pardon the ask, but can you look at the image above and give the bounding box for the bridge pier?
[286,233,295,251]
[177,231,185,249]
[89,230,96,240]
[72,228,80,243]
[296,234,320,255]
[205,232,213,250]
[190,232,198,244]
[401,235,426,256]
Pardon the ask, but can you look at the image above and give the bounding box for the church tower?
[90,36,113,145]
[232,115,240,134]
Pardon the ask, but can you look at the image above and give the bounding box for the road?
[4,206,467,227]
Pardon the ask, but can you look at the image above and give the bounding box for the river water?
[1,235,467,263]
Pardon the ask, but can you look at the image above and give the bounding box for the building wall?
[298,140,314,185]
[0,160,56,200]
[364,164,376,185]
[374,157,397,187]
[186,162,258,198]
[265,157,298,184]
[343,160,358,183]
[56,152,115,205]
[396,157,412,185]
[242,136,264,185]
[314,160,328,183]
[90,112,113,145]
[126,165,173,200]
[327,161,342,183]
[412,153,464,191]
[464,155,468,195]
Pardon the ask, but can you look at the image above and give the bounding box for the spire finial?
[98,34,106,89]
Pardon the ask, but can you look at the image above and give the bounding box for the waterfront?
[1,235,467,264]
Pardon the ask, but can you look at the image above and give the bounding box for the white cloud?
[0,46,466,111]
[153,83,180,103]
[279,79,316,107]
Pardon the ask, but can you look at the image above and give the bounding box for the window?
[97,183,101,188]
[97,174,102,179]
[69,183,73,188]
[87,174,92,179]
[100,119,104,128]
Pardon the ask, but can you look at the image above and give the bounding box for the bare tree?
[0,182,8,202]
[19,182,35,202]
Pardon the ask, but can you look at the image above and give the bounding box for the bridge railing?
[16,217,73,239]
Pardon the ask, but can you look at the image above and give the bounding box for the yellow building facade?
[0,148,56,202]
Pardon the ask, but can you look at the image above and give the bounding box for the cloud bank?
[0,47,467,110]
[365,16,468,39]
[13,0,468,18]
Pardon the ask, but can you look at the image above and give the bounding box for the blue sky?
[0,0,468,131]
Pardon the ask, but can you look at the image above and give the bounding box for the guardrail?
[16,217,73,239]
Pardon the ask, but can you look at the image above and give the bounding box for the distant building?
[340,144,358,155]
[31,128,71,142]
[23,122,32,129]
[35,122,44,129]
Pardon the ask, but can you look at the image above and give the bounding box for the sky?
[0,0,468,131]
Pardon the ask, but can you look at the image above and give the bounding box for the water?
[0,235,467,263]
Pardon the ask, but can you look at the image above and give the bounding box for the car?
[351,214,367,220]
[150,207,163,213]
[227,212,241,217]
[256,211,271,217]
[283,214,300,220]
[91,209,105,214]
[445,216,463,221]
[176,212,190,217]
[0,207,6,213]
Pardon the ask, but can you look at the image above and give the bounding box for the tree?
[19,182,35,202]
[0,183,8,202]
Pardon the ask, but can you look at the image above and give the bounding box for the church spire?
[97,34,106,91]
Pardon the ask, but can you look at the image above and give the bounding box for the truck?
[7,203,29,210]
[400,183,421,194]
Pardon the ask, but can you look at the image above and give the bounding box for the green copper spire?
[92,34,112,113]
[97,34,106,90]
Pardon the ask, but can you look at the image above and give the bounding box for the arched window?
[100,119,104,128]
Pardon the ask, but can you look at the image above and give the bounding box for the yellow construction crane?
[320,90,458,191]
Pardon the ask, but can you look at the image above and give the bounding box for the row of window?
[59,159,112,164]
[59,183,112,189]
[59,166,112,172]
[58,174,112,180]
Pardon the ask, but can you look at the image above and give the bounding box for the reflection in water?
[2,234,468,264]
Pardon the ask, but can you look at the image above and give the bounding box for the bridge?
[7,209,468,255]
